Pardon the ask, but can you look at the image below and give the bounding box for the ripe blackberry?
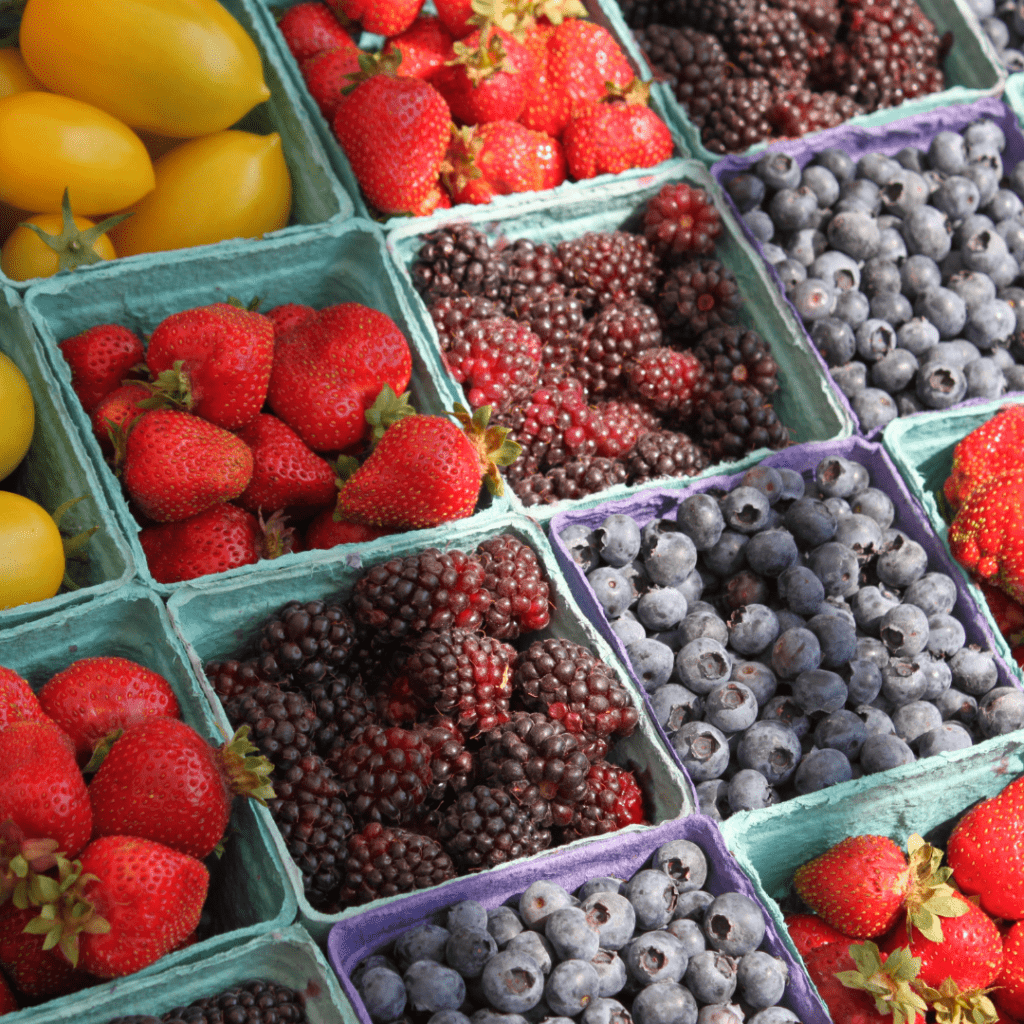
[257,600,356,688]
[696,383,790,461]
[476,533,552,638]
[593,399,661,459]
[337,821,457,907]
[225,682,320,770]
[429,294,504,343]
[412,224,504,302]
[625,428,710,483]
[437,785,551,870]
[205,659,267,704]
[730,2,811,85]
[658,258,743,340]
[414,718,476,800]
[561,761,647,841]
[159,980,309,1024]
[557,231,661,311]
[618,0,674,28]
[328,724,434,825]
[769,88,865,137]
[509,471,556,507]
[626,347,710,419]
[671,0,754,38]
[400,627,516,733]
[775,0,842,39]
[345,622,400,683]
[376,673,426,726]
[643,182,723,260]
[573,299,664,400]
[306,673,377,753]
[498,238,566,313]
[515,293,586,368]
[702,77,774,154]
[693,325,780,395]
[542,457,630,502]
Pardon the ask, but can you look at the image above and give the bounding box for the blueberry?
[677,494,726,550]
[588,566,634,619]
[627,638,675,692]
[771,626,822,678]
[746,1010,800,1024]
[406,960,467,1013]
[769,187,819,232]
[834,290,871,327]
[880,658,928,706]
[727,603,780,656]
[783,498,837,548]
[740,465,787,505]
[791,277,836,320]
[839,177,881,212]
[896,317,941,358]
[696,779,730,821]
[725,173,766,213]
[849,487,895,528]
[834,512,883,560]
[480,949,547,1014]
[858,152,902,185]
[811,249,861,293]
[891,699,943,747]
[847,657,884,705]
[651,683,703,733]
[545,906,601,962]
[986,188,1023,221]
[963,226,1012,276]
[794,747,853,793]
[876,534,929,587]
[743,210,775,244]
[853,584,901,634]
[446,927,498,977]
[855,318,899,364]
[932,175,982,223]
[929,131,968,175]
[677,568,706,605]
[352,954,397,990]
[560,524,600,574]
[737,720,802,784]
[595,514,641,568]
[449,899,489,933]
[880,603,930,657]
[544,959,601,1017]
[895,146,927,172]
[667,918,708,959]
[520,880,574,930]
[755,151,802,191]
[827,209,880,261]
[996,217,1024,259]
[730,660,778,707]
[649,840,707,895]
[625,930,689,987]
[488,907,525,948]
[577,876,625,900]
[870,292,913,328]
[703,893,766,957]
[430,1012,473,1024]
[671,720,731,781]
[926,612,967,657]
[680,608,730,647]
[785,227,828,267]
[591,951,628,998]
[900,254,943,298]
[800,164,840,207]
[727,768,777,812]
[612,615,647,648]
[823,496,853,519]
[684,950,738,1004]
[917,286,968,339]
[860,257,901,299]
[950,647,998,695]
[759,696,811,738]
[810,317,856,366]
[776,257,808,293]
[626,869,678,930]
[791,668,847,714]
[948,269,997,312]
[704,680,760,734]
[856,703,896,736]
[860,732,916,773]
[631,981,698,1024]
[506,930,554,975]
[807,542,860,598]
[359,966,408,1023]
[645,532,699,587]
[395,923,451,969]
[919,654,953,700]
[965,163,1001,209]
[806,612,857,667]
[469,1009,527,1024]
[696,1007,742,1024]
[904,205,952,260]
[904,572,958,615]
[916,722,974,756]
[924,339,982,367]
[813,147,855,183]
[814,708,868,759]
[637,587,689,632]
[736,951,787,1010]
[966,299,1016,350]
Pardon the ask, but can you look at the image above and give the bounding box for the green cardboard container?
[165,511,695,945]
[0,0,352,293]
[21,218,502,598]
[387,157,855,524]
[0,584,296,1018]
[0,287,134,630]
[4,926,355,1024]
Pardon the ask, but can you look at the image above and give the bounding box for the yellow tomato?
[109,131,291,257]
[19,0,271,138]
[0,492,64,609]
[0,92,155,215]
[0,352,34,481]
[1,211,118,281]
[0,48,45,99]
[0,202,27,247]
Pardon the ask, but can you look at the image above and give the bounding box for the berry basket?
[164,511,694,945]
[712,94,1024,439]
[386,157,855,523]
[602,0,1004,168]
[547,435,1021,823]
[0,286,134,630]
[326,813,831,1024]
[19,216,499,598]
[5,925,355,1024]
[0,583,296,1018]
[0,0,352,293]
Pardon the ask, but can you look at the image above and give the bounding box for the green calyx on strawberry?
[365,385,416,447]
[900,833,970,943]
[468,0,587,38]
[19,189,132,274]
[452,402,522,496]
[341,48,404,93]
[0,823,64,911]
[914,978,998,1024]
[447,25,517,86]
[218,725,276,807]
[835,942,928,1024]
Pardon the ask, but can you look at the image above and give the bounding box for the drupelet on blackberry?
[257,600,356,689]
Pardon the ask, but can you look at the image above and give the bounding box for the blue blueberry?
[905,572,960,616]
[811,249,861,293]
[876,534,929,587]
[800,164,840,207]
[951,647,999,696]
[807,542,860,598]
[631,981,698,1024]
[771,626,822,678]
[406,960,467,1013]
[891,700,943,747]
[653,839,708,893]
[395,923,451,970]
[805,612,857,667]
[666,918,707,960]
[856,703,896,736]
[730,660,778,706]
[895,146,927,172]
[916,286,968,338]
[755,151,802,191]
[743,210,775,244]
[446,927,498,978]
[506,931,554,975]
[791,668,847,714]
[879,604,930,657]
[637,587,688,633]
[833,512,883,560]
[677,494,726,550]
[727,768,777,812]
[583,997,630,1024]
[591,952,628,998]
[870,291,913,327]
[696,779,730,821]
[544,959,601,1018]
[488,907,525,948]
[612,615,647,649]
[577,876,625,900]
[896,317,941,357]
[737,720,802,785]
[919,654,953,701]
[625,931,689,987]
[839,176,881,212]
[746,1009,800,1024]
[773,565,822,616]
[671,720,731,782]
[560,524,600,574]
[794,747,853,794]
[810,317,856,367]
[628,638,676,693]
[545,906,601,962]
[827,209,880,261]
[704,681,760,734]
[791,277,836,320]
[720,486,772,535]
[964,354,1008,400]
[846,657,884,705]
[645,532,699,587]
[916,722,974,756]
[684,951,738,1005]
[480,950,545,1014]
[736,951,788,1010]
[680,608,730,647]
[675,637,733,694]
[965,118,1005,152]
[359,966,408,1023]
[597,514,642,568]
[880,658,928,706]
[904,205,952,260]
[813,147,855,183]
[932,175,981,223]
[703,893,766,957]
[963,226,1012,275]
[814,708,867,759]
[871,349,919,394]
[769,187,819,232]
[759,696,810,739]
[696,1006,742,1024]
[926,613,967,658]
[449,899,489,933]
[783,498,837,548]
[860,732,916,773]
[651,683,703,734]
[929,131,968,174]
[625,869,678,930]
[588,566,634,619]
[725,173,766,213]
[519,881,574,931]
[834,289,872,328]
[727,604,780,657]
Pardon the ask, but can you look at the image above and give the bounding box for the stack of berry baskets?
[0,287,134,630]
[711,95,1024,438]
[19,217,492,598]
[326,814,833,1024]
[604,0,1003,168]
[547,436,1023,827]
[0,583,296,1020]
[164,510,694,944]
[386,157,854,521]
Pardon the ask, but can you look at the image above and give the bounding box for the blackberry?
[626,347,710,419]
[625,429,711,483]
[671,0,755,38]
[557,231,661,311]
[730,2,811,86]
[769,88,865,137]
[702,77,774,155]
[476,532,553,638]
[225,682,320,770]
[514,293,586,368]
[617,0,674,28]
[205,659,267,704]
[414,718,476,800]
[412,224,504,302]
[305,672,377,754]
[158,981,309,1024]
[257,600,356,688]
[437,785,551,870]
[775,0,842,39]
[643,182,723,260]
[498,239,566,313]
[509,470,557,507]
[337,821,457,908]
[695,383,790,461]
[572,299,663,400]
[693,325,780,395]
[561,761,647,841]
[345,622,400,683]
[658,258,743,339]
[541,457,630,502]
[593,399,661,459]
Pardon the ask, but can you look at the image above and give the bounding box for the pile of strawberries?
[276,0,674,216]
[786,776,1024,1022]
[59,299,517,583]
[0,657,273,1010]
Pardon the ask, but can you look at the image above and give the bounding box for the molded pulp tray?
[387,157,855,524]
[0,0,352,292]
[608,0,1005,168]
[5,926,355,1024]
[882,394,1024,678]
[0,287,134,630]
[0,584,296,1020]
[326,814,831,1024]
[165,511,694,945]
[711,95,1024,438]
[21,217,498,598]
[547,435,1020,811]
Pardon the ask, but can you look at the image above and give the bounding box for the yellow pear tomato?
[0,202,26,247]
[19,0,272,138]
[1,211,118,281]
[0,92,155,215]
[109,131,291,257]
[0,352,34,482]
[0,491,64,609]
[0,48,45,99]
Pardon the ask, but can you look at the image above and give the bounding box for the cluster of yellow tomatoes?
[0,0,294,282]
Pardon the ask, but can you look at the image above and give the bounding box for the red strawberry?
[267,303,413,452]
[977,579,1024,640]
[123,409,253,523]
[784,912,849,958]
[517,20,563,136]
[277,1,352,63]
[37,656,179,763]
[0,904,92,999]
[265,302,316,335]
[433,0,475,38]
[90,381,149,457]
[305,508,391,548]
[995,920,1024,1021]
[333,0,424,36]
[0,971,18,1013]
[944,404,1024,514]
[0,665,49,730]
[145,303,275,432]
[332,52,451,216]
[334,404,519,529]
[383,15,454,79]
[302,41,363,120]
[57,324,144,415]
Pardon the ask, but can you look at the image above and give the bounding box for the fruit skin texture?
[784,912,849,958]
[0,904,91,999]
[802,942,901,1024]
[995,920,1024,1021]
[38,656,179,763]
[0,492,64,610]
[382,16,454,79]
[563,98,673,180]
[0,665,50,730]
[1,210,118,281]
[123,409,254,523]
[335,0,424,36]
[58,324,144,415]
[278,1,352,63]
[19,0,271,137]
[793,834,911,938]
[0,48,43,99]
[91,382,150,455]
[305,509,390,548]
[302,44,364,121]
[944,405,1024,514]
[0,350,33,482]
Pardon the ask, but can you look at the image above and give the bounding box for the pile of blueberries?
[721,117,1024,432]
[966,0,1024,73]
[558,454,1024,820]
[351,838,805,1024]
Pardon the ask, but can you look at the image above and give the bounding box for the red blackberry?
[498,238,566,313]
[429,294,504,343]
[561,761,647,841]
[376,673,425,726]
[701,77,774,155]
[626,428,711,483]
[643,183,723,260]
[626,347,710,419]
[437,785,551,870]
[337,821,457,907]
[514,293,585,369]
[205,658,267,704]
[572,299,663,400]
[658,258,743,340]
[768,87,865,137]
[693,325,780,395]
[257,600,356,688]
[696,383,790,461]
[730,2,811,86]
[476,533,552,638]
[593,399,660,459]
[412,224,504,302]
[225,682,320,770]
[414,718,476,800]
[557,231,661,311]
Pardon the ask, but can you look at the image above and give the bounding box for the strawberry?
[949,467,1024,605]
[333,0,424,36]
[145,303,275,432]
[88,719,273,860]
[977,579,1024,641]
[122,409,253,523]
[433,0,475,38]
[0,971,17,1013]
[37,656,179,764]
[944,404,1024,514]
[995,920,1024,1022]
[382,15,454,79]
[302,41,363,120]
[57,324,145,414]
[90,381,149,457]
[0,904,92,999]
[305,508,391,548]
[277,1,352,63]
[265,302,316,335]
[332,52,451,216]
[0,665,49,730]
[784,912,849,958]
[334,404,519,530]
[267,303,413,452]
